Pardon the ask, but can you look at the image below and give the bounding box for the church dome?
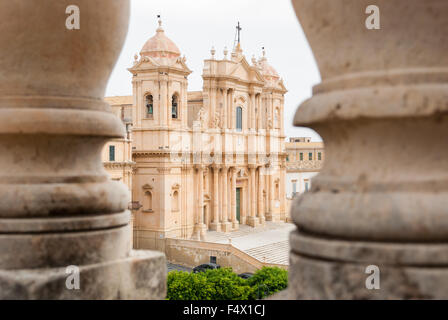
[258,49,280,80]
[140,19,181,64]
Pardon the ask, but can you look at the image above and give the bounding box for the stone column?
[247,165,259,227]
[221,166,232,232]
[258,95,263,130]
[221,88,227,129]
[250,93,256,129]
[258,166,265,225]
[266,167,275,221]
[288,0,448,299]
[210,165,220,231]
[229,89,234,129]
[231,167,239,230]
[160,78,168,126]
[0,0,165,299]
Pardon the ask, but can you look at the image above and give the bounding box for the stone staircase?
[244,240,290,265]
[205,222,295,267]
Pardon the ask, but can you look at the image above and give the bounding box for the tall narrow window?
[292,181,297,197]
[109,145,115,162]
[309,152,313,160]
[318,152,322,160]
[236,106,243,131]
[300,153,303,161]
[145,95,153,118]
[305,180,310,192]
[172,94,178,119]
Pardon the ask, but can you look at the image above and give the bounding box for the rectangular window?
[300,153,303,161]
[309,152,313,160]
[292,181,297,196]
[210,256,217,264]
[318,152,322,160]
[305,180,309,192]
[109,145,115,162]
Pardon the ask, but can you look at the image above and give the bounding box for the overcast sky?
[105,0,322,141]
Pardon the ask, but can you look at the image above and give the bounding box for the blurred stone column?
[289,0,448,299]
[0,0,165,299]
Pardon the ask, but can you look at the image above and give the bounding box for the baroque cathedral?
[103,18,287,251]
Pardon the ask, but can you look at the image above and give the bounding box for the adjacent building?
[102,18,288,252]
[285,137,324,198]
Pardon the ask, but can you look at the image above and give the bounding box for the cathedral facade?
[104,19,287,251]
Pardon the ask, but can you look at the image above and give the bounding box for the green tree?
[166,266,288,300]
[167,268,251,300]
[248,267,288,299]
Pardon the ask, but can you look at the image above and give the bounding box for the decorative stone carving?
[289,0,448,299]
[0,0,165,299]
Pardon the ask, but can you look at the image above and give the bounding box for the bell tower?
[128,16,191,149]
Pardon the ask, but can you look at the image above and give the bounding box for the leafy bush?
[248,267,288,299]
[166,266,287,300]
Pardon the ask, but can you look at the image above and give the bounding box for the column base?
[266,212,281,222]
[246,216,260,228]
[232,221,239,230]
[221,222,232,233]
[193,223,207,241]
[258,215,266,225]
[209,222,221,232]
[0,250,166,299]
[288,230,448,299]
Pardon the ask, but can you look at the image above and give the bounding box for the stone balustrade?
[289,0,448,299]
[0,0,165,299]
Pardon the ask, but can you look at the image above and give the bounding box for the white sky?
[105,0,322,141]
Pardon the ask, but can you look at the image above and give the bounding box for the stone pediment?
[228,56,264,83]
[128,55,191,75]
[142,183,153,190]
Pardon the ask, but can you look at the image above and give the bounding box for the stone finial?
[0,0,165,299]
[251,54,257,66]
[223,46,228,60]
[156,14,163,32]
[210,46,216,59]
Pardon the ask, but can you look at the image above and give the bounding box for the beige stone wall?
[165,238,287,274]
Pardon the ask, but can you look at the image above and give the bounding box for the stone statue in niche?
[213,111,221,128]
[197,107,207,127]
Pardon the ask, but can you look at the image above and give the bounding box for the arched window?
[172,94,178,119]
[145,95,153,118]
[144,191,152,211]
[236,106,243,131]
[172,190,179,211]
